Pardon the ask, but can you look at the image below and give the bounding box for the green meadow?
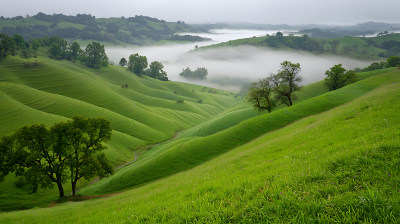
[0,62,398,222]
[0,55,237,210]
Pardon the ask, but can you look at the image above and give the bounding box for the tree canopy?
[82,42,108,68]
[146,61,168,81]
[0,117,113,198]
[271,61,302,106]
[127,53,148,75]
[246,77,276,113]
[179,67,208,80]
[324,64,356,91]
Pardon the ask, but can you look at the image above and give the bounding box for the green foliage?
[246,77,276,112]
[82,42,108,68]
[0,117,113,198]
[146,61,168,81]
[179,67,208,80]
[127,53,148,75]
[118,57,126,67]
[324,64,357,91]
[386,56,400,67]
[64,117,113,196]
[271,61,302,106]
[0,33,17,59]
[0,13,204,45]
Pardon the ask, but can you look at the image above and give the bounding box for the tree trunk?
[72,181,77,196]
[57,182,65,198]
[288,96,293,106]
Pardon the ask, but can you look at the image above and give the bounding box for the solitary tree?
[324,64,356,91]
[83,42,108,68]
[246,77,276,113]
[271,61,302,106]
[146,61,168,81]
[119,57,127,67]
[127,53,148,75]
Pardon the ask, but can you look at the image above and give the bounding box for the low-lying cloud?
[106,29,373,90]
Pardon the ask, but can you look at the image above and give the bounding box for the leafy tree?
[48,38,68,60]
[13,34,26,50]
[64,117,113,196]
[179,67,208,80]
[119,57,127,67]
[127,53,148,75]
[246,77,276,113]
[386,56,400,67]
[0,117,113,198]
[146,61,168,81]
[31,39,42,53]
[68,41,81,61]
[193,67,208,80]
[82,42,108,68]
[179,67,193,79]
[324,64,356,91]
[0,33,16,58]
[11,124,69,197]
[271,61,302,106]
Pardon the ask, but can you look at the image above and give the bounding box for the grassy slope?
[0,56,237,210]
[1,70,398,223]
[79,68,398,195]
[201,33,400,58]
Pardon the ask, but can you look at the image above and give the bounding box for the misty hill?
[196,21,400,38]
[0,65,399,222]
[0,13,208,45]
[201,33,400,59]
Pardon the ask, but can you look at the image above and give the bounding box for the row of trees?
[354,56,400,73]
[0,33,31,60]
[0,33,109,68]
[246,61,360,112]
[0,117,113,198]
[44,37,108,68]
[179,67,208,80]
[119,54,168,81]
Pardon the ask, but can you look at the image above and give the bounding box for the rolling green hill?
[201,33,400,59]
[0,67,398,223]
[79,68,398,195]
[0,13,206,45]
[0,55,237,210]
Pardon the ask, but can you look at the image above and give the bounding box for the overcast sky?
[1,0,399,25]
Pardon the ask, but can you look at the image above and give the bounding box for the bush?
[176,100,184,103]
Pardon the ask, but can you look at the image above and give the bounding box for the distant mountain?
[0,13,207,45]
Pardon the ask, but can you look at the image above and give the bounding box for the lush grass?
[200,33,400,59]
[80,68,399,195]
[1,69,398,223]
[0,55,237,211]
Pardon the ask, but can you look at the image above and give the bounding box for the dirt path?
[88,130,182,186]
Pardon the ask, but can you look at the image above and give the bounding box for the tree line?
[0,117,113,198]
[0,33,109,68]
[119,53,168,81]
[247,57,400,113]
[0,13,205,45]
[179,67,208,80]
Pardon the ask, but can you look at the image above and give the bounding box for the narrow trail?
[88,130,182,186]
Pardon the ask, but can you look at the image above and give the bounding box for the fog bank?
[106,29,373,90]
